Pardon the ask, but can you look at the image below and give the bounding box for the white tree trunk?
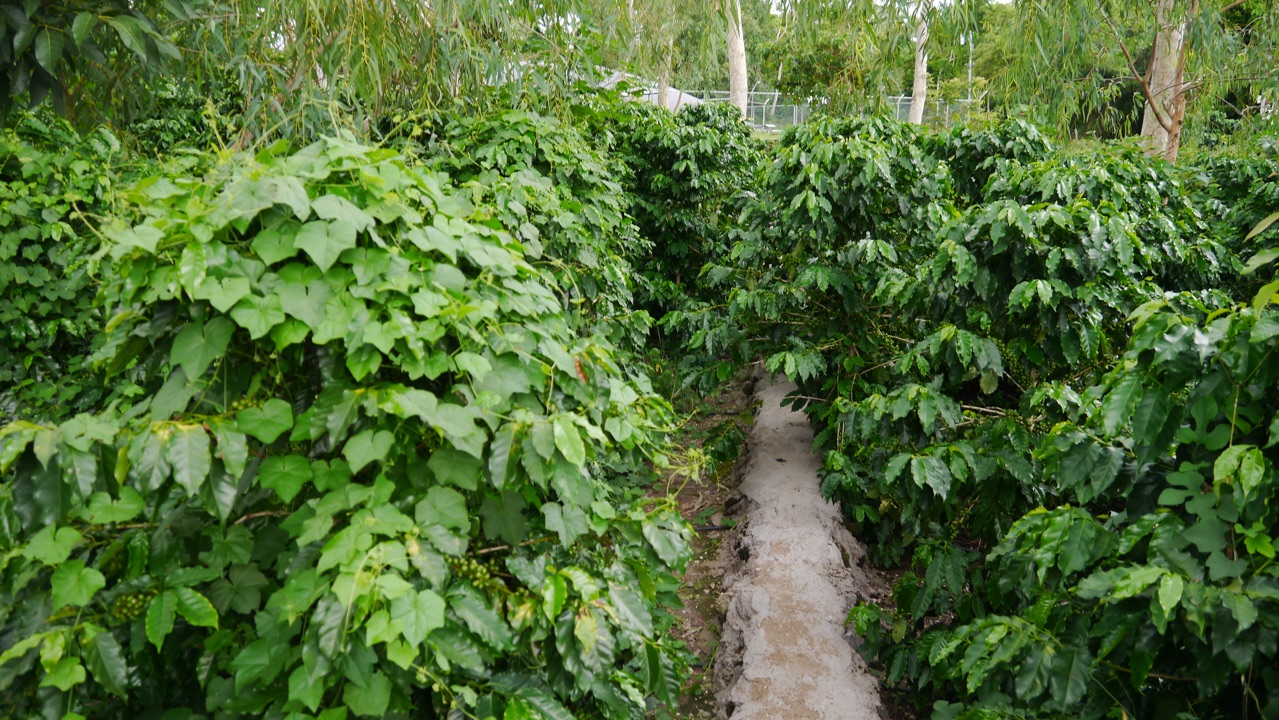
[1140,0,1187,161]
[657,36,674,111]
[726,0,749,117]
[907,11,930,125]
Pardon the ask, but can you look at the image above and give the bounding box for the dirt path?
[711,378,886,720]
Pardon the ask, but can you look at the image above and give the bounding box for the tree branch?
[475,535,557,556]
[1097,1,1174,133]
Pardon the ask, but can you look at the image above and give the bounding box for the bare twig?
[961,404,1007,417]
[475,535,557,556]
[234,510,291,525]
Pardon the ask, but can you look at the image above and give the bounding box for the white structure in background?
[637,87,703,112]
[598,70,702,113]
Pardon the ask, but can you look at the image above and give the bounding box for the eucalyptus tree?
[0,0,187,126]
[180,0,613,143]
[766,0,975,115]
[908,1,935,124]
[999,0,1279,161]
[723,0,750,114]
[669,0,775,96]
[586,0,683,107]
[3,0,619,140]
[762,0,889,108]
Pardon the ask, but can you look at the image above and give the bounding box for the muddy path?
[708,378,887,720]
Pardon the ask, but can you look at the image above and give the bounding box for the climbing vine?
[0,137,692,719]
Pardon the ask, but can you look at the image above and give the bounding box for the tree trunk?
[1140,0,1188,161]
[657,36,674,111]
[907,10,930,125]
[726,0,749,117]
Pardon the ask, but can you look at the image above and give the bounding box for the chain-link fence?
[684,91,987,132]
[885,95,989,126]
[690,91,810,132]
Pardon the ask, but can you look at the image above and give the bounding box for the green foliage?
[866,271,1279,718]
[0,137,692,718]
[924,118,1053,204]
[1192,148,1279,248]
[609,101,763,317]
[0,0,186,123]
[0,112,122,422]
[758,23,880,111]
[423,108,651,349]
[678,114,955,388]
[129,76,242,155]
[686,112,1279,717]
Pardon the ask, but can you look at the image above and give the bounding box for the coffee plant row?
[679,116,1279,718]
[0,98,760,720]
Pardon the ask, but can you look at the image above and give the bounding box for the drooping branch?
[1097,1,1174,134]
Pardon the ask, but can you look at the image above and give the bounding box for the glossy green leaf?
[343,429,394,473]
[1048,645,1090,706]
[23,525,81,566]
[174,587,219,628]
[542,574,567,621]
[343,670,391,717]
[230,292,286,339]
[1014,643,1051,700]
[1245,212,1279,242]
[910,455,952,498]
[40,656,86,691]
[553,415,586,467]
[415,486,469,531]
[390,588,445,646]
[71,12,98,47]
[193,276,252,313]
[488,423,516,489]
[146,591,178,650]
[34,29,64,74]
[106,15,150,61]
[289,665,325,712]
[1157,573,1183,614]
[83,630,128,697]
[450,588,514,651]
[1100,374,1141,435]
[74,488,145,525]
[428,449,482,490]
[640,518,686,566]
[608,582,654,637]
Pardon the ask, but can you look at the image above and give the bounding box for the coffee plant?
[607,102,762,319]
[0,136,692,719]
[854,251,1279,718]
[679,111,1279,718]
